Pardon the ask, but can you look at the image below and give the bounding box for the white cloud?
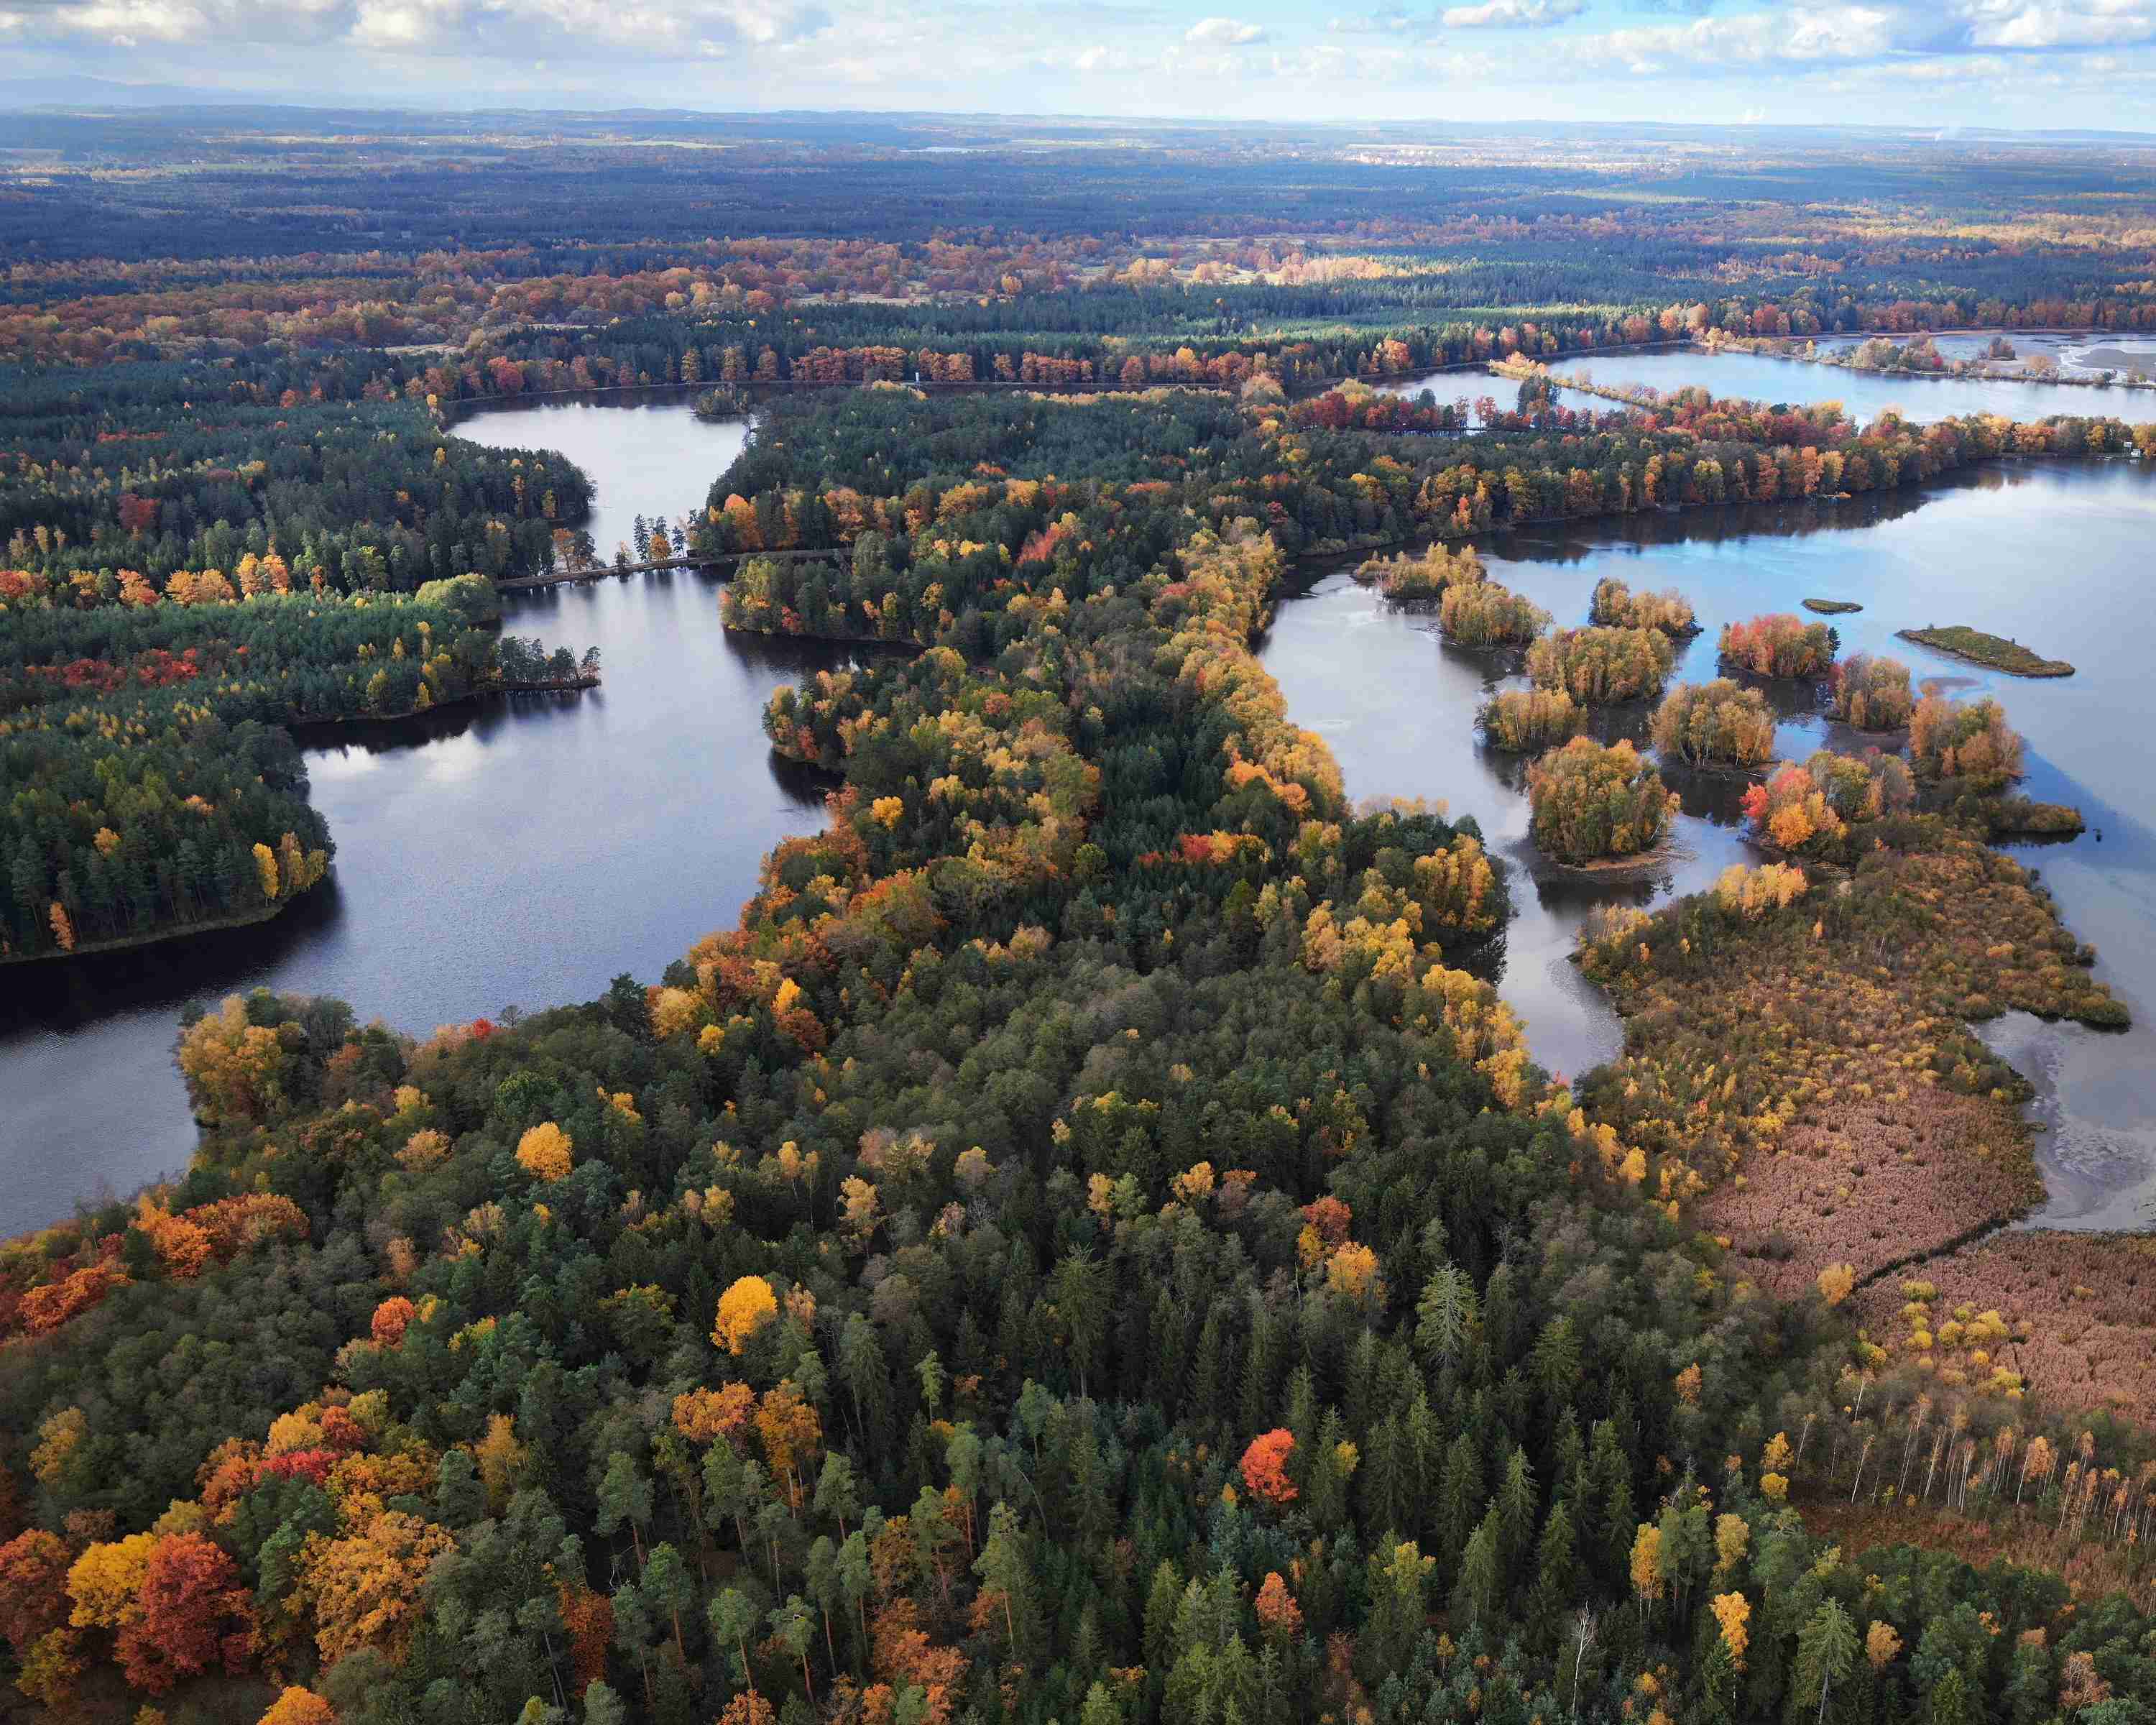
[9,0,832,55]
[1964,0,2156,49]
[351,0,459,51]
[1184,14,1266,44]
[1439,0,1583,27]
[7,0,2156,113]
[1329,7,1411,29]
[1551,5,1899,74]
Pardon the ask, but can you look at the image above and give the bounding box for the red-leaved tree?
[116,1532,255,1693]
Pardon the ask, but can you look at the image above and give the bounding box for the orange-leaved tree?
[258,1686,338,1725]
[1240,1430,1299,1507]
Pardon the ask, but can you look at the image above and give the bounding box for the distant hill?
[0,74,265,109]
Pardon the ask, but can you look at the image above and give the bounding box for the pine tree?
[642,1543,693,1665]
[1795,1601,1858,1725]
[1437,1432,1483,1582]
[973,1501,1043,1662]
[1530,1500,1580,1623]
[1358,1414,1404,1533]
[1450,1509,1503,1632]
[1496,1447,1539,1579]
[594,1453,653,1569]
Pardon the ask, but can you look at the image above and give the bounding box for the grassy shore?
[1899,625,2075,677]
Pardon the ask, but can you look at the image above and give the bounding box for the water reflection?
[0,402,839,1233]
[1261,459,2156,1225]
[1547,348,2156,426]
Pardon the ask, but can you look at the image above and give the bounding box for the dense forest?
[7,115,2156,1725]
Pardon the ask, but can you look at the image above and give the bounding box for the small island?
[1802,597,1863,615]
[1982,796,2087,837]
[1898,625,2076,677]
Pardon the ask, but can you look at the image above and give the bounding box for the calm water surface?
[1814,331,2156,380]
[1547,348,2156,425]
[1261,461,2156,1230]
[0,402,843,1234]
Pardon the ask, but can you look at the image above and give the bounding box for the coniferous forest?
[6,114,2156,1725]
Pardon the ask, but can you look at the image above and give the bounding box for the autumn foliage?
[116,1532,254,1692]
[1439,579,1549,648]
[1910,694,2025,786]
[714,1274,780,1353]
[1526,626,1674,704]
[369,1296,418,1347]
[1718,613,1838,679]
[1739,750,1914,860]
[0,1529,71,1653]
[1649,679,1777,768]
[1527,738,1679,865]
[1828,653,1915,730]
[1477,686,1588,752]
[1590,578,1697,635]
[515,1121,574,1182]
[257,1688,338,1725]
[1353,541,1485,607]
[1239,1430,1299,1506]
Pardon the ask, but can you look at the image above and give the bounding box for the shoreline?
[1,895,298,969]
[285,674,600,732]
[10,680,599,968]
[1703,334,2156,395]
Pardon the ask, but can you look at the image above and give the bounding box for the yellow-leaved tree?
[297,1510,454,1663]
[515,1122,573,1183]
[1628,1523,1663,1614]
[258,1688,338,1725]
[714,1274,778,1354]
[66,1533,160,1632]
[1711,1592,1750,1668]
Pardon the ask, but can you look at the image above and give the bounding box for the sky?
[4,0,2156,131]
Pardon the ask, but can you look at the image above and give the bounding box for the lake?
[0,402,849,1236]
[1261,459,2156,1232]
[1813,331,2156,381]
[1545,348,2156,426]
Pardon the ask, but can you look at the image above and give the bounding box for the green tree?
[708,1588,760,1707]
[1796,1600,1859,1725]
[768,1595,816,1699]
[594,1452,653,1569]
[972,1501,1042,1661]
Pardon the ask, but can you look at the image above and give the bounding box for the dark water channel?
[1261,459,2156,1231]
[0,402,850,1234]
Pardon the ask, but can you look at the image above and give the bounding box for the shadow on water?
[0,400,852,1234]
